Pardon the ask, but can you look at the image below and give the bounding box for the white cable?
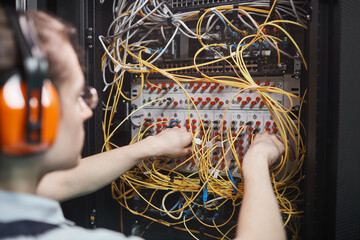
[149,26,179,64]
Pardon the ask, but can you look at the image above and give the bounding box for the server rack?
[16,0,360,239]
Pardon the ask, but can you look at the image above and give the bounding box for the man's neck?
[0,160,43,194]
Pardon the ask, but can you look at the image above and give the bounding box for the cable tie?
[194,138,202,145]
[209,169,220,179]
[114,64,121,72]
[135,20,144,26]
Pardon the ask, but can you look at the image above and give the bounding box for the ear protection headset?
[0,9,60,156]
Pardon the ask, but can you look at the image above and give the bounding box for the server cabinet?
[30,0,360,239]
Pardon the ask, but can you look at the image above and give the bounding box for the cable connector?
[144,48,168,54]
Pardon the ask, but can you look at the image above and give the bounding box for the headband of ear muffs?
[0,9,60,156]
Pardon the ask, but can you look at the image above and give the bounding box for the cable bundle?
[100,0,309,239]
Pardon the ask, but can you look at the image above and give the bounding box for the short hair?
[0,7,82,88]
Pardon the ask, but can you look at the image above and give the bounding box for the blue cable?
[227,169,239,194]
[230,43,246,50]
[212,213,219,221]
[211,10,238,37]
[183,203,197,218]
[262,41,269,48]
[251,42,259,48]
[148,48,168,54]
[166,119,179,128]
[160,199,181,216]
[141,0,165,22]
[203,183,208,202]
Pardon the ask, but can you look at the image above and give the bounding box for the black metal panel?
[305,0,338,239]
[48,0,93,229]
[336,0,360,239]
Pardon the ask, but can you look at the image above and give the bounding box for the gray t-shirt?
[0,190,142,240]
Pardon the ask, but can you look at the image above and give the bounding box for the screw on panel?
[148,113,151,117]
[99,0,105,4]
[237,114,241,119]
[253,115,257,119]
[190,113,193,118]
[204,114,208,118]
[277,82,283,88]
[174,113,178,117]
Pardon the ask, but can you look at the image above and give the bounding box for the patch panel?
[130,75,299,177]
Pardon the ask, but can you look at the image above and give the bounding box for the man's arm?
[36,127,192,202]
[235,132,286,240]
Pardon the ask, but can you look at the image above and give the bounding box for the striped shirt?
[0,190,142,240]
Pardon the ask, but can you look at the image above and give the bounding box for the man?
[0,9,286,240]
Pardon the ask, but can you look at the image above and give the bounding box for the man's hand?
[236,131,287,240]
[147,127,193,158]
[243,131,285,169]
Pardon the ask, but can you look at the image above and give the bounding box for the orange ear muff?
[0,71,60,155]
